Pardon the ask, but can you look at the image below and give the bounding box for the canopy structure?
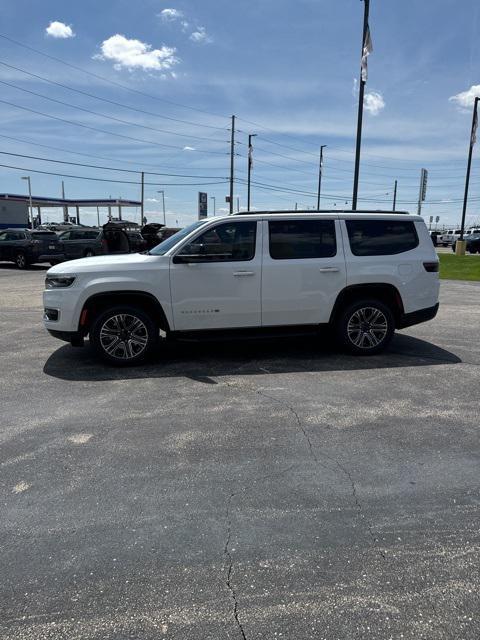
[0,193,141,226]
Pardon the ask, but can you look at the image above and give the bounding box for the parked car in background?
[429,230,441,246]
[0,228,63,269]
[465,227,480,237]
[439,229,462,246]
[140,224,182,250]
[58,228,107,261]
[452,233,480,254]
[103,221,147,253]
[57,225,144,263]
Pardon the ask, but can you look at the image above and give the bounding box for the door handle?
[233,271,255,277]
[319,267,339,273]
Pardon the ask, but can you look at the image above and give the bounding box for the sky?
[0,0,480,227]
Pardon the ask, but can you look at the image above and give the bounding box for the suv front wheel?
[336,299,394,355]
[90,305,158,365]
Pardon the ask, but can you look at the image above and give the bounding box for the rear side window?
[269,220,336,260]
[32,232,56,238]
[84,231,100,239]
[346,220,419,256]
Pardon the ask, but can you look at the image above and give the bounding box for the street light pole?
[317,145,327,210]
[210,196,216,216]
[21,176,33,229]
[392,179,398,211]
[458,96,479,253]
[157,190,166,226]
[229,115,235,215]
[352,0,371,210]
[247,133,257,211]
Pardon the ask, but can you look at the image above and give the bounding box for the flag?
[471,105,478,146]
[248,142,254,169]
[361,24,373,83]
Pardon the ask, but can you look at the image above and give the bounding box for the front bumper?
[397,303,439,329]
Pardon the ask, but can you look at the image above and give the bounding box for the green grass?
[438,253,480,281]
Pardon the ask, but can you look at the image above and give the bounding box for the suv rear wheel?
[90,305,158,365]
[336,299,394,355]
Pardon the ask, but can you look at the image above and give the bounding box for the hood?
[47,252,164,275]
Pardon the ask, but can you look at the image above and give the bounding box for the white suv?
[43,211,440,365]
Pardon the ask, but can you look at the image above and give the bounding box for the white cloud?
[449,85,480,109]
[364,91,385,116]
[160,8,183,21]
[96,34,179,72]
[183,146,195,151]
[190,27,211,44]
[45,21,75,39]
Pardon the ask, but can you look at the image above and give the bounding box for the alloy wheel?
[15,253,26,269]
[347,306,388,350]
[99,313,148,360]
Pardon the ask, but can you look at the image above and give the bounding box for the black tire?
[90,305,158,366]
[14,251,28,270]
[336,299,395,356]
[84,249,94,257]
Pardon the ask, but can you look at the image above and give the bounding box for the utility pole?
[61,180,68,223]
[392,179,397,211]
[21,176,33,229]
[210,196,216,216]
[140,172,145,226]
[458,96,479,254]
[352,0,371,210]
[295,202,298,211]
[247,133,257,211]
[236,196,240,212]
[229,115,235,215]
[157,190,166,226]
[96,206,100,228]
[317,145,327,210]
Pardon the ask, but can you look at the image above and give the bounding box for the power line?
[0,60,230,132]
[0,32,228,121]
[0,79,229,144]
[0,150,228,179]
[0,133,229,172]
[0,98,228,155]
[0,160,229,186]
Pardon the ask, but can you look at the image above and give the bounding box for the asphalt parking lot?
[1,264,479,640]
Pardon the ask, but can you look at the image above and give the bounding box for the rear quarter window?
[269,219,336,259]
[346,220,419,256]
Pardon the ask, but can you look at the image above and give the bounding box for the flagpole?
[458,96,479,253]
[317,145,326,210]
[247,133,257,212]
[352,0,370,211]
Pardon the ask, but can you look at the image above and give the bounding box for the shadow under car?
[43,332,461,384]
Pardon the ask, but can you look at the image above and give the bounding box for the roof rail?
[231,209,410,216]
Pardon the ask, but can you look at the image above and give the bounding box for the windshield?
[149,220,208,256]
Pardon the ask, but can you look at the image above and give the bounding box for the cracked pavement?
[0,265,479,639]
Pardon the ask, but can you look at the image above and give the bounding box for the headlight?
[45,275,76,289]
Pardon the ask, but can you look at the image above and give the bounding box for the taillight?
[423,261,439,272]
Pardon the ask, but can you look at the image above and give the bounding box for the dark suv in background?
[58,228,107,260]
[57,225,147,262]
[0,229,63,269]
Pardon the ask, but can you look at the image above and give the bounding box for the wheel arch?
[78,291,170,334]
[329,284,404,327]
